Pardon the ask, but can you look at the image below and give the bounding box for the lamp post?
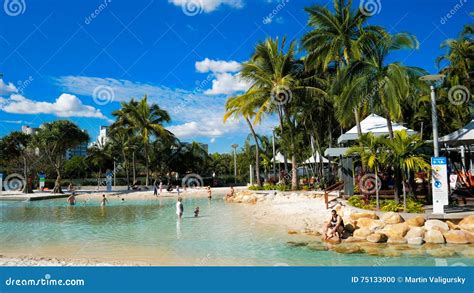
[419,74,445,157]
[231,144,238,184]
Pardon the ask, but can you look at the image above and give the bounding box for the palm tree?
[112,96,171,186]
[87,145,112,190]
[337,32,424,139]
[302,0,386,137]
[346,133,386,208]
[236,37,325,190]
[224,95,262,187]
[437,37,473,89]
[383,130,430,209]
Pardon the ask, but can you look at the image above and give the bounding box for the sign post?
[39,172,46,190]
[106,170,113,192]
[431,157,449,214]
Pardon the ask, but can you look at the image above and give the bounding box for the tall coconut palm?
[337,32,425,139]
[112,96,171,187]
[236,37,326,190]
[437,37,473,89]
[302,0,387,137]
[224,95,262,187]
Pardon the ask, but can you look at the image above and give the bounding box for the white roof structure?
[440,120,474,146]
[337,113,417,144]
[270,152,286,163]
[303,152,329,164]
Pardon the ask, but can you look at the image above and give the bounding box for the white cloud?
[195,58,241,73]
[194,58,250,96]
[0,93,111,122]
[54,75,266,140]
[168,0,243,13]
[0,79,17,95]
[204,72,250,95]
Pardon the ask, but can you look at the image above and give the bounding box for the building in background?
[97,126,109,147]
[21,125,39,135]
[65,142,88,160]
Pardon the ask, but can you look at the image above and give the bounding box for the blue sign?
[431,157,447,165]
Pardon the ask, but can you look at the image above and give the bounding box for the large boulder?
[424,220,449,233]
[355,218,385,231]
[344,236,366,243]
[387,236,407,244]
[406,237,424,245]
[443,230,469,244]
[406,216,426,227]
[353,228,372,240]
[382,212,404,224]
[332,243,362,254]
[350,212,379,221]
[405,227,425,239]
[323,236,341,245]
[379,222,410,238]
[424,229,445,244]
[458,215,474,233]
[344,223,356,233]
[367,233,388,243]
[446,220,460,230]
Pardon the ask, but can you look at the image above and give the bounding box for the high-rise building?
[97,126,109,147]
[65,142,88,160]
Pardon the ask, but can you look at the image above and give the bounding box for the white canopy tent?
[337,113,417,144]
[439,120,474,146]
[270,152,286,163]
[303,152,329,164]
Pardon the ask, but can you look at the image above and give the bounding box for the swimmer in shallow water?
[101,194,109,206]
[194,206,200,217]
[67,192,76,206]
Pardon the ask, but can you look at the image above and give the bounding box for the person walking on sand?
[67,192,76,206]
[100,194,109,207]
[176,197,184,218]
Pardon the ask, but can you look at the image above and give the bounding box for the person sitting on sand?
[207,186,212,199]
[176,197,184,218]
[100,194,109,206]
[67,192,76,206]
[194,206,200,217]
[323,210,344,240]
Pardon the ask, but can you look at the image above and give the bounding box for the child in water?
[194,207,200,217]
[101,194,108,206]
[207,186,212,199]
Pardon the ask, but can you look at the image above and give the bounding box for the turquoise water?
[0,195,473,266]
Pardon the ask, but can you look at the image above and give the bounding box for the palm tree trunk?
[386,112,394,140]
[132,151,136,184]
[144,144,149,187]
[245,118,261,187]
[53,156,62,193]
[277,106,288,173]
[354,108,362,138]
[291,154,298,190]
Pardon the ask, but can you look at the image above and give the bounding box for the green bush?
[348,196,424,213]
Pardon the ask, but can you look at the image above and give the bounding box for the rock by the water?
[426,247,457,258]
[332,243,362,254]
[458,215,474,233]
[446,220,460,230]
[350,212,378,221]
[424,229,445,244]
[424,220,449,233]
[406,215,426,227]
[387,236,407,244]
[344,223,356,233]
[353,228,372,240]
[382,212,404,224]
[323,236,341,244]
[443,230,469,244]
[405,227,425,239]
[286,241,308,247]
[355,218,385,231]
[406,237,424,245]
[344,236,366,243]
[367,233,388,243]
[379,222,410,238]
[306,242,328,251]
[287,230,299,235]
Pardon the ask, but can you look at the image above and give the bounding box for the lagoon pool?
[0,195,473,266]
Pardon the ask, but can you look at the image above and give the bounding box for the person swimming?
[176,197,184,218]
[194,206,200,217]
[67,192,76,206]
[101,194,109,206]
[207,186,212,199]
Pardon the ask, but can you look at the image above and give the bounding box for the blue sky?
[0,0,471,153]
